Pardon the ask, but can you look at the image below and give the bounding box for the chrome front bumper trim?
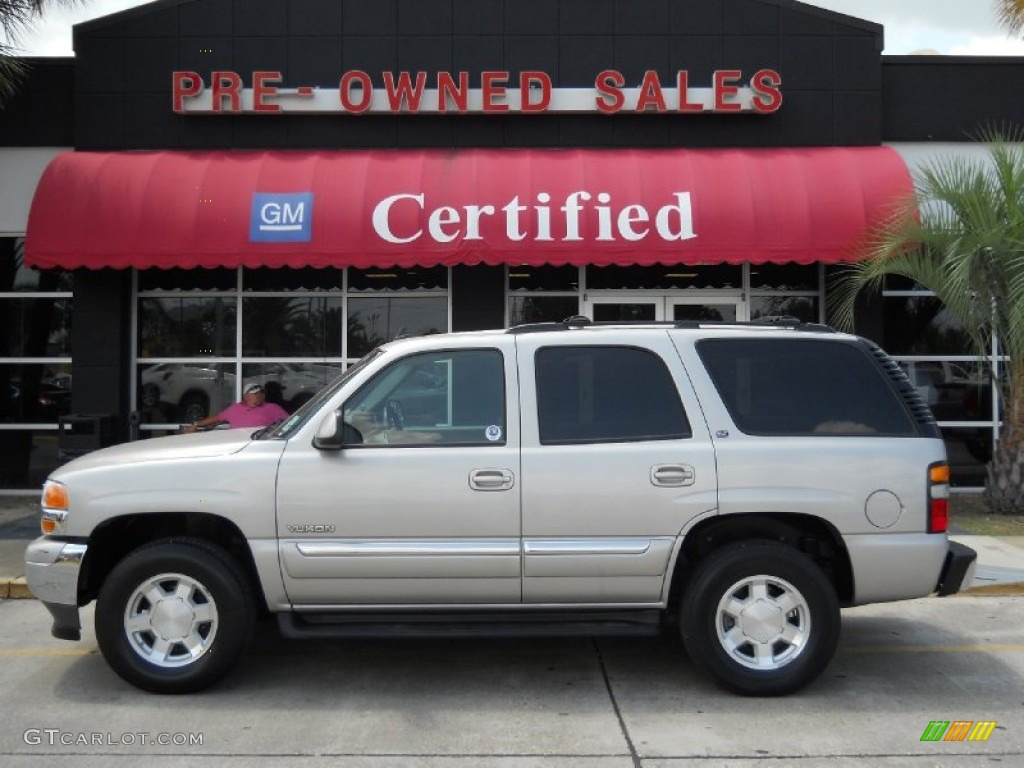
[24,536,87,605]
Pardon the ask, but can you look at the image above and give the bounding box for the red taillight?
[928,462,949,533]
[929,497,949,533]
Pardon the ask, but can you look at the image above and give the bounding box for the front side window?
[535,346,690,444]
[697,339,917,436]
[343,349,505,447]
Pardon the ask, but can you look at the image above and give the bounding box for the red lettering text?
[713,69,742,112]
[340,70,373,113]
[750,68,783,113]
[520,71,551,112]
[252,71,282,112]
[212,71,242,112]
[482,71,509,112]
[438,71,469,112]
[594,69,625,114]
[676,70,704,112]
[383,71,428,112]
[172,71,203,112]
[635,70,667,112]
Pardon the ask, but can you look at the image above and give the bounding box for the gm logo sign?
[250,193,313,242]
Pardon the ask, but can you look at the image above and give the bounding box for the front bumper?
[935,540,978,596]
[24,536,87,641]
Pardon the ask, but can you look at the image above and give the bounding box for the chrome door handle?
[469,468,515,491]
[650,464,695,487]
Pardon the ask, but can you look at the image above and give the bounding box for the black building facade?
[3,0,1024,490]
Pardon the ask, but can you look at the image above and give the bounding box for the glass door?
[585,295,744,323]
[586,296,663,322]
[669,297,744,323]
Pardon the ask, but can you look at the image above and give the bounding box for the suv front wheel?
[680,540,840,696]
[95,538,255,694]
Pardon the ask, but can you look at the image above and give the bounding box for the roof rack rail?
[508,316,836,334]
[507,315,594,334]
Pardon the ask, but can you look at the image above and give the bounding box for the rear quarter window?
[696,338,917,436]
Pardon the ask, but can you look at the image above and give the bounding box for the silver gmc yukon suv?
[25,319,977,696]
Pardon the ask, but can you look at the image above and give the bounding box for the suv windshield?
[259,349,384,440]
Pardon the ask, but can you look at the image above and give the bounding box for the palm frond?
[996,0,1024,36]
[0,1,84,105]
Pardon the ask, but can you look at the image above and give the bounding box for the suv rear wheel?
[95,538,254,694]
[680,540,839,696]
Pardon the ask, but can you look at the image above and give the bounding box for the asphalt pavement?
[2,495,1023,599]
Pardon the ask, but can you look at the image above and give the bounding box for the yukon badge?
[287,524,336,534]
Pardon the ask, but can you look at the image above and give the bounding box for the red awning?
[25,147,912,270]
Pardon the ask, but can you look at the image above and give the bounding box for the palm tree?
[831,129,1024,514]
[996,0,1024,35]
[0,1,82,104]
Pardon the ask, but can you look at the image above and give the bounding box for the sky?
[7,0,1024,57]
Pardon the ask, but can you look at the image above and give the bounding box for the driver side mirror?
[312,409,363,451]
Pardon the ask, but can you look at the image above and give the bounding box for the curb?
[961,582,1024,597]
[0,576,33,599]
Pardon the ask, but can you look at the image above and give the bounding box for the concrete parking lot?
[0,595,1021,767]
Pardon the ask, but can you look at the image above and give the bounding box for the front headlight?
[40,480,69,535]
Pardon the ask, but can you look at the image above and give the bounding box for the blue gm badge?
[250,192,314,243]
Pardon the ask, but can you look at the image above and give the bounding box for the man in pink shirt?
[183,383,289,433]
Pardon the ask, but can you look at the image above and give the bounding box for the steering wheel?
[385,399,405,430]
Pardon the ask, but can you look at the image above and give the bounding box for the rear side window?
[535,346,691,444]
[697,339,916,436]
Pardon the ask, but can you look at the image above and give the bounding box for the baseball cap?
[244,383,264,395]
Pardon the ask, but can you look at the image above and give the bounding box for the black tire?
[680,540,840,696]
[95,538,255,694]
[140,383,161,410]
[178,392,209,424]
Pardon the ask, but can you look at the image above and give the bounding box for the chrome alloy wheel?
[123,572,219,668]
[715,574,811,671]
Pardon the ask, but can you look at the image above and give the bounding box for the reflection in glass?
[137,363,235,424]
[0,298,72,356]
[243,267,343,292]
[509,296,580,326]
[138,298,237,357]
[882,297,971,355]
[943,426,992,487]
[0,364,72,424]
[748,264,819,291]
[592,303,656,322]
[347,297,447,358]
[674,303,738,322]
[349,266,448,291]
[0,430,63,488]
[1,237,73,292]
[242,362,343,413]
[138,268,236,292]
[587,264,741,290]
[508,265,579,292]
[749,296,819,324]
[242,297,342,357]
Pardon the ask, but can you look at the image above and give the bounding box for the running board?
[277,609,663,640]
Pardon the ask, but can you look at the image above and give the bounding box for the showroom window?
[0,237,73,489]
[880,276,997,488]
[507,264,825,327]
[135,266,449,433]
[507,265,581,326]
